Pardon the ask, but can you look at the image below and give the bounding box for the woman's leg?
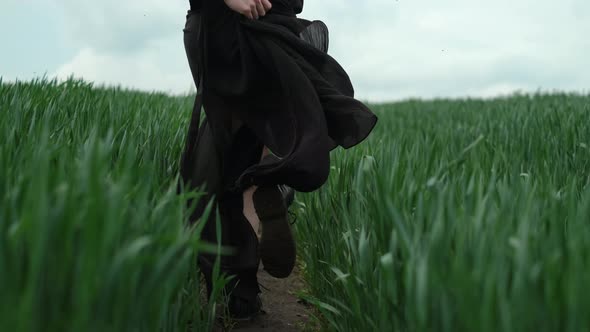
[184,10,262,318]
[241,147,296,279]
[242,147,271,236]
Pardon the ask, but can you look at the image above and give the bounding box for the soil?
[219,266,317,332]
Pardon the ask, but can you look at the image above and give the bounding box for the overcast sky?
[1,0,589,101]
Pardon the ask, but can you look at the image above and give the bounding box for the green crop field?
[2,79,590,332]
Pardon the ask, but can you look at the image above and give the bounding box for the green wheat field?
[1,78,589,331]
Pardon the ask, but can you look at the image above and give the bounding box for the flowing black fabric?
[180,0,377,302]
[180,0,377,197]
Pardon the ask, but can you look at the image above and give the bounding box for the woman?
[181,0,377,320]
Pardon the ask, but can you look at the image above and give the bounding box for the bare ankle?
[243,186,261,238]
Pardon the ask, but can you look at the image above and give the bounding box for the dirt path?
[229,266,315,332]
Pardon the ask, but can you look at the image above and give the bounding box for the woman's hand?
[224,0,272,20]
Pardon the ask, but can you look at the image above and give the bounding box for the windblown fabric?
[180,0,378,196]
[180,0,378,302]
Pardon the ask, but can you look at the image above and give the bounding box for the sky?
[1,0,589,102]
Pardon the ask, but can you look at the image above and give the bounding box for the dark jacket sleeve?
[189,0,203,11]
[293,0,303,14]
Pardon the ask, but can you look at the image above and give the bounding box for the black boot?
[253,185,296,279]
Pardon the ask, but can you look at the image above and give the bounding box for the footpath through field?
[215,267,315,332]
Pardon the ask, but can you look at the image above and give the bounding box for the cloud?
[58,0,187,53]
[55,37,193,94]
[48,0,590,101]
[303,0,590,100]
[54,0,192,93]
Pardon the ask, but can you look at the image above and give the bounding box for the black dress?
[181,0,377,300]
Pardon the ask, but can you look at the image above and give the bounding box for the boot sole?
[253,185,296,279]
